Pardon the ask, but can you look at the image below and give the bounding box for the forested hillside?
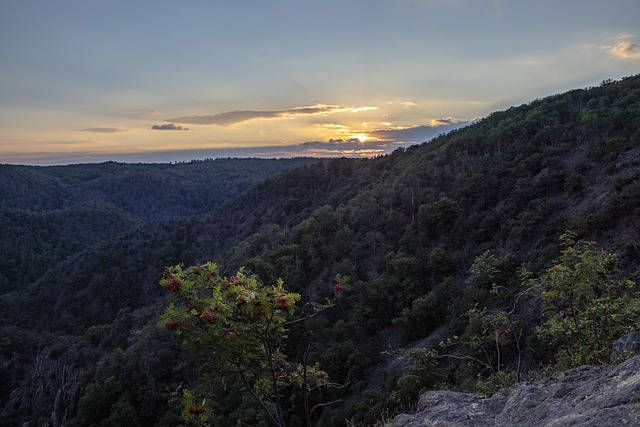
[2,75,640,426]
[0,158,323,219]
[0,158,320,295]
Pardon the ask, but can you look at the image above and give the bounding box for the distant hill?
[0,158,321,294]
[1,75,640,426]
[0,158,322,220]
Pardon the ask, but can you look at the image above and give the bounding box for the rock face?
[611,332,640,363]
[391,356,640,427]
[1,349,82,427]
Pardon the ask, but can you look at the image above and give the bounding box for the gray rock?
[612,332,640,364]
[390,356,640,427]
[1,349,82,427]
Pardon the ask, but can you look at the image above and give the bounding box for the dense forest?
[1,75,640,426]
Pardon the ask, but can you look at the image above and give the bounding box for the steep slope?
[211,75,640,424]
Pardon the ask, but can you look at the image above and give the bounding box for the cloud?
[316,123,351,132]
[610,41,640,59]
[167,104,378,126]
[82,127,126,133]
[367,119,468,143]
[401,101,419,108]
[302,138,371,148]
[609,33,640,59]
[616,32,634,40]
[151,123,191,131]
[48,139,94,145]
[288,138,400,157]
[430,116,466,126]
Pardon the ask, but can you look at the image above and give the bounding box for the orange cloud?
[611,41,640,59]
[610,33,640,59]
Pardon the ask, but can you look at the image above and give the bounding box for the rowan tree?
[160,262,343,426]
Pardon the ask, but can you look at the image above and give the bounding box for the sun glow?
[350,133,371,142]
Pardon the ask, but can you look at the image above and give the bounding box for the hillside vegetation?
[1,75,640,426]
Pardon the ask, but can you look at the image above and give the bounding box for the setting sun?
[350,133,371,142]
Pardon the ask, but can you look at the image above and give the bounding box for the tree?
[160,262,343,426]
[529,231,640,368]
[438,251,530,390]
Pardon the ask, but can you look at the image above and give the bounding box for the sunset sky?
[1,0,639,165]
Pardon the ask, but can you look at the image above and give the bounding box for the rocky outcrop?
[611,331,640,363]
[391,356,640,427]
[1,349,82,427]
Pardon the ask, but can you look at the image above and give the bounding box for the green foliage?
[469,251,518,289]
[438,250,533,391]
[393,278,452,344]
[389,349,444,410]
[563,171,584,195]
[160,263,338,427]
[417,197,461,237]
[73,376,125,426]
[475,369,519,397]
[0,158,321,220]
[441,306,515,381]
[446,232,640,393]
[531,231,640,368]
[98,396,141,427]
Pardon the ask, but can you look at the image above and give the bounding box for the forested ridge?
[2,75,640,426]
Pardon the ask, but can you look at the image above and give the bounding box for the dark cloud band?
[166,105,372,126]
[151,124,190,131]
[368,121,468,143]
[82,128,126,133]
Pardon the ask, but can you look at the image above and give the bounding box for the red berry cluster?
[223,277,234,289]
[275,296,288,311]
[334,283,345,293]
[201,312,217,324]
[187,405,206,415]
[165,278,181,292]
[315,371,327,380]
[164,321,181,330]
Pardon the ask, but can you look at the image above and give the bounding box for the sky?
[1,0,639,165]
